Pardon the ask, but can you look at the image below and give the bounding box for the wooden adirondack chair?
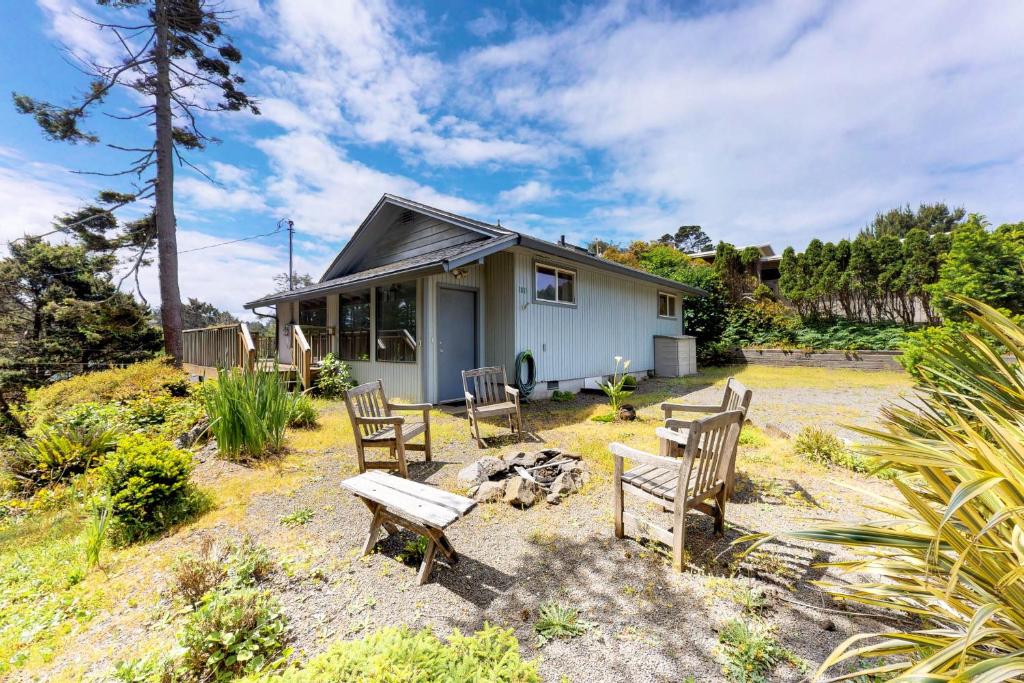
[461,367,522,448]
[657,377,752,498]
[611,409,745,572]
[343,380,432,478]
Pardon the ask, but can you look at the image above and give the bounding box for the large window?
[658,292,677,318]
[375,281,417,363]
[339,290,370,360]
[298,297,327,327]
[535,263,576,305]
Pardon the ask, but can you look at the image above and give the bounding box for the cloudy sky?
[1,0,1022,316]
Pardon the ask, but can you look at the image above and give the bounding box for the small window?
[339,290,370,361]
[375,281,417,363]
[658,292,677,318]
[535,263,576,305]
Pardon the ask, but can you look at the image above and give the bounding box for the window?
[298,297,327,327]
[658,292,677,318]
[535,263,576,305]
[375,281,417,362]
[339,290,370,361]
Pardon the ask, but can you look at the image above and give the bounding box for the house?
[243,194,706,403]
[690,243,782,294]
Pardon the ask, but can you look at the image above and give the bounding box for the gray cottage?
[243,194,705,403]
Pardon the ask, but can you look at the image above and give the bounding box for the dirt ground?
[16,365,916,682]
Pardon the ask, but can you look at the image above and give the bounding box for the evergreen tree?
[13,0,259,364]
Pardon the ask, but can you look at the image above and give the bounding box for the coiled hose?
[514,350,536,400]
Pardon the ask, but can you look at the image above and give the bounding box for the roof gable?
[320,195,507,281]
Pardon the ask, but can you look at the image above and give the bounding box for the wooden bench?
[343,380,432,478]
[462,366,522,448]
[341,471,476,584]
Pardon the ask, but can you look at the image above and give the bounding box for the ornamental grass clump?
[203,368,296,461]
[744,297,1024,680]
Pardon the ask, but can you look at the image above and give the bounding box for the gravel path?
[21,367,914,682]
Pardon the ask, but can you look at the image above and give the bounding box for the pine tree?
[13,0,259,364]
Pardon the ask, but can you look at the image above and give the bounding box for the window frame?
[533,261,577,307]
[338,289,371,362]
[658,291,678,319]
[374,280,418,364]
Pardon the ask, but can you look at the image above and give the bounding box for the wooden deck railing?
[182,323,256,373]
[292,324,313,390]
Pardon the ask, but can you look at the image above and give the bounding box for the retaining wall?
[730,348,904,371]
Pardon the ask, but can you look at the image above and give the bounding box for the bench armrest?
[660,402,723,416]
[654,426,688,445]
[388,402,431,411]
[464,391,475,406]
[664,418,692,430]
[505,385,519,397]
[609,442,685,471]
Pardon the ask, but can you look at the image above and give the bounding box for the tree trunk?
[154,0,183,365]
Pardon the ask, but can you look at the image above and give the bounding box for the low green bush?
[177,589,289,682]
[172,536,273,608]
[315,353,356,399]
[550,390,575,402]
[717,618,804,682]
[203,369,295,461]
[286,394,318,429]
[99,435,206,544]
[533,602,594,645]
[239,624,539,683]
[3,423,118,491]
[792,426,896,479]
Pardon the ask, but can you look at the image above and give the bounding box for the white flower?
[614,355,623,363]
[623,359,631,370]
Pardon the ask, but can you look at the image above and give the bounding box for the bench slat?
[342,473,469,529]
[362,471,475,517]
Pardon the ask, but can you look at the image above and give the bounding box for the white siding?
[511,247,682,382]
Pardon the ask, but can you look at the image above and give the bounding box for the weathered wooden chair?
[612,409,745,572]
[343,380,432,478]
[657,377,752,498]
[461,367,522,448]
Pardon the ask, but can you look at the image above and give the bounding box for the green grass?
[203,369,295,460]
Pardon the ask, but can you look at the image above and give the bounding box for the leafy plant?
[315,353,356,399]
[172,536,273,607]
[99,435,206,544]
[550,390,575,403]
[792,426,847,466]
[203,368,295,461]
[746,298,1024,680]
[286,393,318,429]
[84,494,113,568]
[177,589,289,682]
[239,623,539,682]
[279,507,314,527]
[4,422,118,491]
[717,618,802,683]
[597,356,634,413]
[396,535,428,565]
[533,602,594,645]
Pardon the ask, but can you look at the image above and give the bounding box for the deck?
[182,322,328,388]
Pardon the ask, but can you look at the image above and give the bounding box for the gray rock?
[175,417,210,449]
[474,480,507,503]
[504,451,542,469]
[546,493,562,505]
[503,477,541,507]
[457,457,508,486]
[550,471,581,496]
[617,404,637,421]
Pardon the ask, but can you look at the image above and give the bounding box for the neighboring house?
[244,194,706,403]
[690,244,782,294]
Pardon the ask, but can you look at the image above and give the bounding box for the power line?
[176,226,285,254]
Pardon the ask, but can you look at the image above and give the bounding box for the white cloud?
[497,180,557,207]
[467,8,508,38]
[36,0,122,65]
[176,162,269,213]
[0,149,92,248]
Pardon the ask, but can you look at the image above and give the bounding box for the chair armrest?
[664,418,692,430]
[654,426,688,445]
[609,442,685,471]
[388,402,431,411]
[505,386,519,397]
[356,416,405,426]
[661,402,723,416]
[464,392,475,406]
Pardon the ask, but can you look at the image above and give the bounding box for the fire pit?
[457,449,590,507]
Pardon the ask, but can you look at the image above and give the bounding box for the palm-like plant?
[745,297,1024,681]
[598,356,634,412]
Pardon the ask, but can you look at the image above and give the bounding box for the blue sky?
[1,0,1022,316]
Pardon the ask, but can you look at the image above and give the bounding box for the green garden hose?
[514,350,536,399]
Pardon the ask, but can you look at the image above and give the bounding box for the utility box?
[654,335,697,377]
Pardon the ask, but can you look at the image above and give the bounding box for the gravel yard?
[20,365,915,682]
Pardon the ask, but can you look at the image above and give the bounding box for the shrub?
[172,536,273,607]
[533,602,594,645]
[3,423,118,491]
[99,435,205,544]
[717,619,802,683]
[286,394,318,429]
[177,589,289,682]
[754,298,1024,679]
[203,369,295,461]
[550,390,574,402]
[791,426,846,466]
[23,359,187,426]
[315,353,355,399]
[239,624,539,683]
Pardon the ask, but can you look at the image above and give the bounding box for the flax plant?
[203,368,296,460]
[743,297,1024,681]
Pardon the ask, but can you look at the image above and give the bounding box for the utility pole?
[279,217,295,290]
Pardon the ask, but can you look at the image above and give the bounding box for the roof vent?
[399,209,415,223]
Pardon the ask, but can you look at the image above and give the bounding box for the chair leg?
[416,538,438,585]
[362,507,385,555]
[472,412,484,448]
[423,415,432,462]
[396,439,409,479]
[672,503,687,573]
[356,444,367,474]
[714,488,727,536]
[613,457,624,539]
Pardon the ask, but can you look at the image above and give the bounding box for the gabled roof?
[245,194,706,309]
